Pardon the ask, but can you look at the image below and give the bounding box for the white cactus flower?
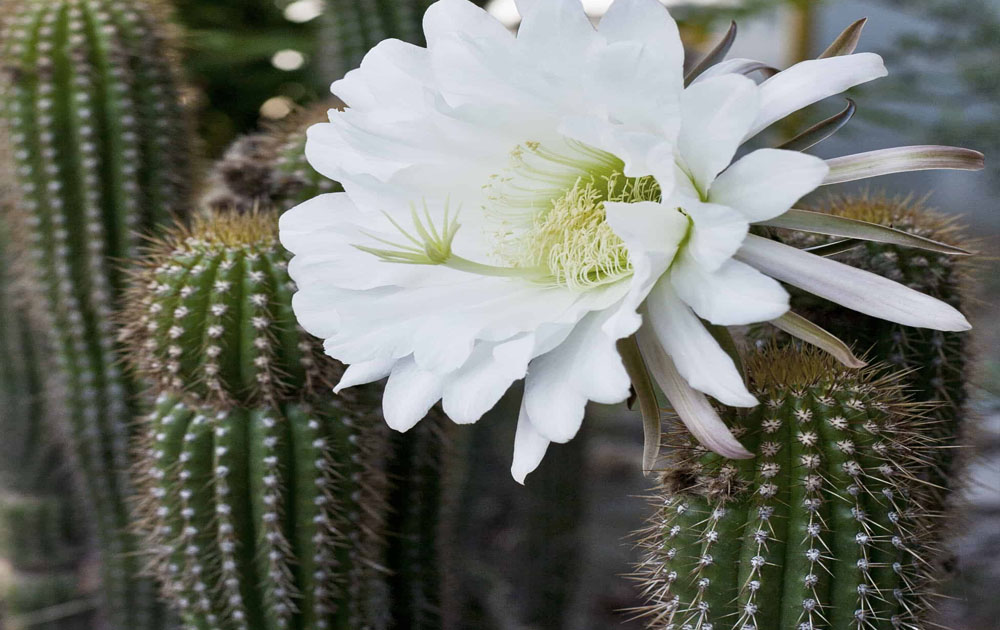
[280,0,982,483]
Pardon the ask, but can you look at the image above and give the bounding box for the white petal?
[441,335,535,424]
[516,0,597,69]
[642,281,757,407]
[747,53,887,139]
[511,402,550,484]
[334,357,394,393]
[604,201,689,262]
[603,201,690,339]
[382,356,443,432]
[523,311,631,443]
[279,192,352,255]
[671,256,789,326]
[682,200,749,272]
[736,234,971,332]
[291,288,343,340]
[708,149,828,223]
[424,0,513,48]
[678,74,759,192]
[594,0,684,131]
[692,57,776,83]
[639,337,753,459]
[332,39,431,112]
[599,0,682,62]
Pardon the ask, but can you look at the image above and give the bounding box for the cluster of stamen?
[489,141,662,290]
[359,140,664,291]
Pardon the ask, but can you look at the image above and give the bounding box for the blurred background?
[170,1,998,628]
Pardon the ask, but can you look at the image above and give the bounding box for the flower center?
[487,141,662,290]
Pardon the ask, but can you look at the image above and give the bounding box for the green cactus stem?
[0,0,193,626]
[121,209,335,406]
[636,346,939,630]
[769,194,972,504]
[133,393,391,630]
[124,206,451,629]
[0,219,96,629]
[0,494,82,572]
[384,417,450,629]
[202,105,341,215]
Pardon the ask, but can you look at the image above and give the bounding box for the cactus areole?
[637,347,940,630]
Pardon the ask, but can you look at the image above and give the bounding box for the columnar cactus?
[124,208,449,629]
[121,210,336,406]
[636,346,938,630]
[0,0,192,626]
[772,194,972,503]
[0,493,97,630]
[132,393,391,630]
[0,225,96,628]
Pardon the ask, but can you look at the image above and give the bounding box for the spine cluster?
[0,0,192,627]
[133,394,391,630]
[121,211,334,406]
[637,347,940,630]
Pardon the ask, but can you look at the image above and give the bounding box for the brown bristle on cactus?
[0,0,193,626]
[120,209,336,406]
[132,392,391,630]
[768,193,972,505]
[635,345,941,630]
[202,103,342,215]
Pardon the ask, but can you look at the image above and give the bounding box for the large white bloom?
[281,0,981,482]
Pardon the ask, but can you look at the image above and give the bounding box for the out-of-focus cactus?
[124,207,449,629]
[636,346,939,630]
[0,494,98,630]
[769,194,972,505]
[202,105,340,214]
[0,0,193,626]
[321,0,428,79]
[0,223,96,629]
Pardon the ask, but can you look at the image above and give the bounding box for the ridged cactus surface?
[0,226,96,628]
[775,195,971,501]
[122,210,334,406]
[636,347,937,630]
[134,393,391,630]
[124,208,450,629]
[0,0,192,626]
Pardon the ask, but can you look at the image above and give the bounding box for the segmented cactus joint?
[637,347,939,630]
[134,394,391,630]
[122,210,334,406]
